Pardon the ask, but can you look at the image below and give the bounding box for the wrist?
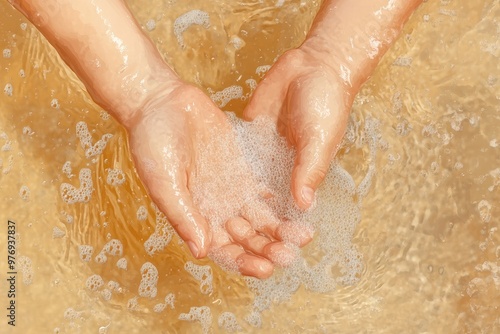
[98,56,182,130]
[299,37,363,95]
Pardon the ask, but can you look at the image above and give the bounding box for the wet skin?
[9,0,422,278]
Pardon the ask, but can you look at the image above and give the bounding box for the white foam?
[210,85,243,108]
[127,297,138,311]
[18,255,33,285]
[2,49,11,58]
[19,185,30,201]
[145,19,156,31]
[189,113,378,315]
[4,83,13,97]
[64,308,82,320]
[218,312,242,333]
[62,161,73,178]
[95,239,124,264]
[478,200,492,223]
[229,35,245,50]
[153,293,175,313]
[86,274,104,291]
[116,257,127,270]
[101,289,112,301]
[174,10,210,47]
[106,168,125,186]
[22,126,33,135]
[178,306,212,334]
[50,98,60,109]
[78,245,94,262]
[136,205,147,221]
[138,262,158,298]
[60,168,93,204]
[144,205,174,255]
[52,226,65,239]
[75,121,113,160]
[184,261,213,294]
[255,65,271,77]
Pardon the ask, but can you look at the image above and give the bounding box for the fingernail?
[187,241,200,258]
[301,186,315,205]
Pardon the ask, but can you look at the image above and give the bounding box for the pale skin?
[8,0,422,278]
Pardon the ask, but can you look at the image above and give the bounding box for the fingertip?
[239,255,274,279]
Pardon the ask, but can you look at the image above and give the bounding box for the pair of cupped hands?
[125,47,353,279]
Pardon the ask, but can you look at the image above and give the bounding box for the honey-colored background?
[0,0,498,333]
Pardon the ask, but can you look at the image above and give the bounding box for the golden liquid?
[0,0,499,333]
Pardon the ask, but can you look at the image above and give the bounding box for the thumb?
[144,168,211,259]
[291,139,336,210]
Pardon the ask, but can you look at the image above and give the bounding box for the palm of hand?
[127,84,310,278]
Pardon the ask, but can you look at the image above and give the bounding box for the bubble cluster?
[78,245,94,262]
[106,168,125,186]
[184,261,213,294]
[210,85,243,108]
[244,311,262,328]
[52,226,65,239]
[85,274,104,291]
[478,200,492,223]
[18,255,33,285]
[60,168,93,204]
[218,312,242,333]
[4,83,13,96]
[229,35,245,50]
[95,239,123,264]
[19,185,30,201]
[22,126,33,136]
[3,48,11,58]
[189,114,378,315]
[178,306,212,334]
[64,308,82,320]
[145,19,156,31]
[136,205,147,220]
[101,289,112,301]
[144,205,174,256]
[255,65,271,77]
[138,262,158,298]
[76,121,113,160]
[127,297,138,311]
[50,98,60,109]
[153,293,175,313]
[116,257,127,270]
[62,161,72,178]
[174,10,210,47]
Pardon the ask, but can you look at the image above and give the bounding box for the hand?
[244,48,353,210]
[125,81,312,279]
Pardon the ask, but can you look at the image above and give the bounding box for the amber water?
[0,0,499,333]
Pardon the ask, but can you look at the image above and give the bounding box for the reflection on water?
[0,0,499,333]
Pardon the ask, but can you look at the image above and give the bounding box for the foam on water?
[95,239,124,264]
[138,262,159,298]
[218,312,242,333]
[178,306,212,334]
[173,10,210,48]
[184,261,213,294]
[60,168,93,204]
[189,113,378,315]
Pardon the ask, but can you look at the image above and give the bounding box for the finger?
[142,167,211,259]
[291,137,338,210]
[226,217,295,266]
[241,200,281,240]
[241,201,312,247]
[216,244,274,279]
